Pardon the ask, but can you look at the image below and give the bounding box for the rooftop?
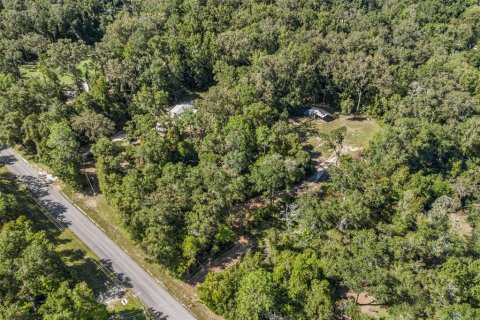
[169,102,196,117]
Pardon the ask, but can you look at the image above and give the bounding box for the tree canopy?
[0,175,108,319]
[2,0,480,318]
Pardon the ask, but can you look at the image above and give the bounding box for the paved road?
[0,147,195,320]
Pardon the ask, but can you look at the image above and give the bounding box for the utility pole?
[82,163,96,196]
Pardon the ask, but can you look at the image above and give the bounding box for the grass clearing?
[19,64,42,78]
[19,60,97,87]
[299,115,382,158]
[19,64,75,86]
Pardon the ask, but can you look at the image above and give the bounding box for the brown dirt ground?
[345,291,387,318]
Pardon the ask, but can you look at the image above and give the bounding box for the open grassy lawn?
[19,64,42,78]
[19,59,96,87]
[19,64,75,85]
[0,166,147,319]
[300,115,382,158]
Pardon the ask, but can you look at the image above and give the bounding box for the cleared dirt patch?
[345,291,387,318]
[188,236,252,286]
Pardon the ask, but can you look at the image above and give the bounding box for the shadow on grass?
[108,304,168,320]
[0,172,111,296]
[56,243,135,296]
[295,119,321,140]
[346,116,369,121]
[79,165,103,196]
[112,309,147,320]
[68,255,111,294]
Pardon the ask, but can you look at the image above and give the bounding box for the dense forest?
[1,0,480,319]
[0,170,108,319]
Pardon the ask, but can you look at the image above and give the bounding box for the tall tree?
[39,282,108,320]
[71,110,115,143]
[46,121,81,188]
[333,51,389,117]
[235,269,277,320]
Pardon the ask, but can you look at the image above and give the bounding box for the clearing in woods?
[19,60,94,86]
[300,114,382,159]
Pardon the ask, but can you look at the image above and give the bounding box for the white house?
[154,123,168,136]
[169,102,197,117]
[155,123,167,133]
[305,107,332,120]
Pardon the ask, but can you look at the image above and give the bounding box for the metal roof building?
[169,102,196,117]
[305,107,332,119]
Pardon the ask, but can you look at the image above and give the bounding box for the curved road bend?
[0,147,195,320]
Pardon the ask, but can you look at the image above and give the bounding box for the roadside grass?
[60,186,220,320]
[13,150,221,320]
[299,115,382,158]
[0,166,147,318]
[109,291,146,320]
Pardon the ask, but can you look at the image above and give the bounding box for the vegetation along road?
[0,147,195,320]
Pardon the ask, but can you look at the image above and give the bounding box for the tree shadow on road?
[0,154,17,166]
[100,259,134,288]
[146,308,169,320]
[41,198,71,227]
[19,175,50,197]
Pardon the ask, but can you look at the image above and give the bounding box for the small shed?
[169,102,197,118]
[305,107,333,120]
[154,123,168,136]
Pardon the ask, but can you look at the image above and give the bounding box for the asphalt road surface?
[0,147,195,320]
